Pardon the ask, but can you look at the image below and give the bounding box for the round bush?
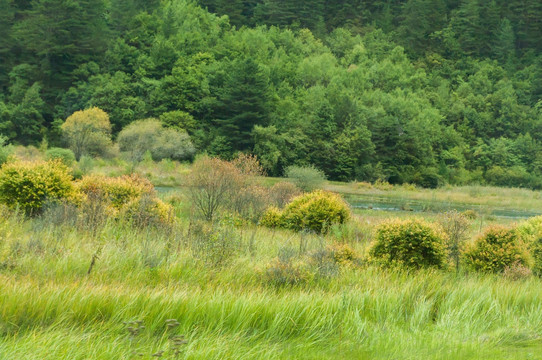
[279,190,350,233]
[0,160,77,215]
[463,225,532,273]
[259,206,283,228]
[45,147,76,165]
[369,218,448,269]
[285,165,326,192]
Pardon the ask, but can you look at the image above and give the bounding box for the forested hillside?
[0,0,541,188]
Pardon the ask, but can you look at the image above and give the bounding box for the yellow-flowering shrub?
[259,206,283,228]
[369,218,448,269]
[121,196,174,227]
[0,160,78,215]
[279,190,351,233]
[463,225,532,273]
[77,174,154,210]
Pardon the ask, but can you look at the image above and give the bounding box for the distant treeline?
[0,0,541,188]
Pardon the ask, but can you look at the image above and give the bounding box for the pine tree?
[0,0,15,92]
[213,58,269,151]
[14,0,109,107]
[492,18,516,65]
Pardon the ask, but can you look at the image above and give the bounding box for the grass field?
[1,171,542,359]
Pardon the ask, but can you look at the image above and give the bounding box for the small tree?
[438,210,471,271]
[61,107,112,160]
[186,156,242,221]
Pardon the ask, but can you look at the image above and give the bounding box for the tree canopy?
[1,0,542,188]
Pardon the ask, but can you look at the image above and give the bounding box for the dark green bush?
[411,167,442,189]
[369,218,448,269]
[463,225,532,273]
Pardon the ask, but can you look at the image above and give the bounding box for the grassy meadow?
[0,156,542,359]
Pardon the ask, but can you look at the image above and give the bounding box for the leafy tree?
[61,107,112,159]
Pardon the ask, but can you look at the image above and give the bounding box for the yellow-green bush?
[463,225,532,273]
[368,218,448,269]
[0,160,78,215]
[530,233,542,277]
[328,243,360,267]
[77,174,154,210]
[516,215,542,245]
[259,206,283,228]
[260,190,350,234]
[121,196,174,227]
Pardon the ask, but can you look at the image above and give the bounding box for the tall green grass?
[1,208,542,359]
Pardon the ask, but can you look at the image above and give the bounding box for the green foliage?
[463,225,532,273]
[45,147,76,166]
[285,165,326,192]
[369,218,448,269]
[117,118,195,163]
[262,190,350,234]
[61,107,112,160]
[516,216,542,276]
[0,135,13,165]
[0,0,541,189]
[0,160,77,215]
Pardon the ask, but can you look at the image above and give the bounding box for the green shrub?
[463,225,532,273]
[411,167,442,189]
[368,218,448,269]
[531,234,542,277]
[516,215,542,245]
[285,165,326,192]
[117,118,195,163]
[0,136,13,165]
[0,160,77,215]
[262,190,350,234]
[516,217,542,276]
[189,219,241,267]
[259,206,283,228]
[462,209,478,220]
[485,165,532,188]
[45,147,76,166]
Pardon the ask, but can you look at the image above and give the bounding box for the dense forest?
[0,0,541,188]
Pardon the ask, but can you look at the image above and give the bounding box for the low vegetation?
[0,155,542,359]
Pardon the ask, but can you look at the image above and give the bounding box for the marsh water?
[156,186,542,220]
[343,193,542,219]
